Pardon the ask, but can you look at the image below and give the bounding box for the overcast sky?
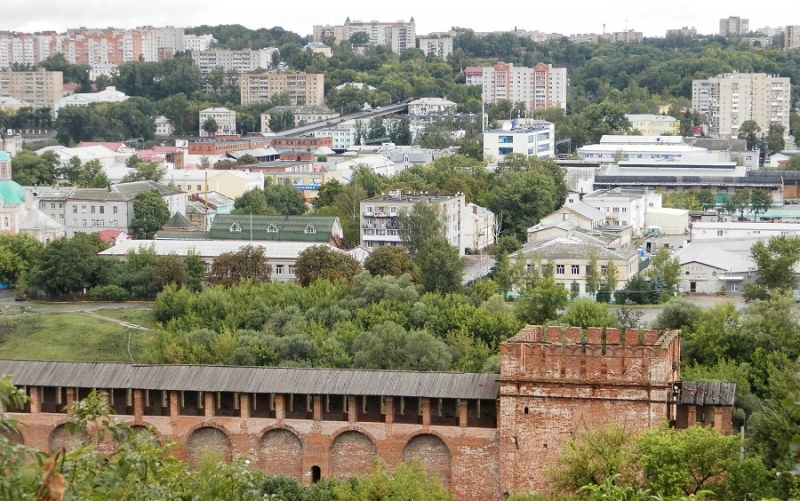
[1,0,793,38]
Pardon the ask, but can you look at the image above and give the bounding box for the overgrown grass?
[93,307,157,329]
[0,312,157,362]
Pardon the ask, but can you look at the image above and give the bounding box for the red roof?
[464,66,484,76]
[152,146,178,153]
[97,229,128,243]
[135,150,165,162]
[77,141,127,152]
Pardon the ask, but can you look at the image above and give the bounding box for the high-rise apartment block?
[465,62,568,111]
[417,36,453,58]
[692,73,791,139]
[720,17,749,36]
[183,34,216,53]
[666,27,697,38]
[192,48,278,76]
[239,73,324,106]
[786,26,800,50]
[0,69,63,109]
[312,18,416,53]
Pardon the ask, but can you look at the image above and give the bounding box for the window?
[91,206,96,214]
[601,265,608,276]
[389,206,397,214]
[113,206,118,214]
[2,217,7,229]
[288,265,296,275]
[612,207,620,213]
[571,265,580,275]
[498,135,513,144]
[39,203,45,209]
[556,264,565,275]
[81,205,87,213]
[72,206,77,213]
[304,225,316,234]
[50,203,55,209]
[267,224,278,233]
[585,265,592,274]
[99,206,104,214]
[59,214,64,220]
[275,265,284,275]
[82,219,87,227]
[498,147,513,155]
[197,185,202,191]
[621,207,627,213]
[717,230,724,236]
[230,223,242,232]
[366,206,373,214]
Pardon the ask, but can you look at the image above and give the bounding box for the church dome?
[0,180,28,206]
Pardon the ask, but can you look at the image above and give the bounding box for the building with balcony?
[359,191,465,253]
[239,73,324,107]
[191,48,278,75]
[691,73,791,139]
[0,69,63,109]
[483,121,555,162]
[313,18,416,54]
[465,62,567,111]
[417,36,453,58]
[786,26,800,50]
[720,16,749,36]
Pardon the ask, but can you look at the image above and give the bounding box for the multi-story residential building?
[33,181,185,237]
[611,30,643,43]
[720,17,749,36]
[239,73,324,107]
[53,86,128,117]
[88,63,118,81]
[483,121,555,161]
[786,26,800,50]
[417,36,453,58]
[312,120,359,150]
[465,62,568,111]
[0,69,63,109]
[312,18,416,53]
[666,27,697,38]
[692,73,791,139]
[192,48,278,75]
[260,106,338,132]
[199,107,236,137]
[568,33,604,44]
[155,27,184,53]
[154,116,174,136]
[359,191,465,253]
[582,188,661,236]
[182,34,216,53]
[626,114,680,135]
[407,97,457,116]
[462,203,497,253]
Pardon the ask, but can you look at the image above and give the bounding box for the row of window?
[274,264,296,276]
[69,205,119,214]
[71,219,119,227]
[528,264,610,276]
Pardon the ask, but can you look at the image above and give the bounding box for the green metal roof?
[209,214,336,242]
[0,151,10,162]
[163,212,194,229]
[0,180,28,206]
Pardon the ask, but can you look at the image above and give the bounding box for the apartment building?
[359,191,465,253]
[465,62,568,111]
[611,30,643,43]
[417,36,453,58]
[239,73,324,106]
[183,34,216,52]
[192,48,278,75]
[666,27,697,38]
[626,114,680,135]
[692,73,791,139]
[407,98,457,116]
[483,121,555,161]
[786,26,800,50]
[312,18,416,53]
[311,121,359,150]
[260,106,338,132]
[720,17,749,36]
[0,69,63,109]
[199,107,237,137]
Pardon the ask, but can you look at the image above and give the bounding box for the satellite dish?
[501,121,513,131]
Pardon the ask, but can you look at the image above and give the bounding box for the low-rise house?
[582,188,662,236]
[689,222,800,241]
[676,241,755,295]
[199,107,236,137]
[537,201,605,232]
[154,116,174,136]
[509,235,641,296]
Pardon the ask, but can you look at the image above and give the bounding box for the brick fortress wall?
[498,325,680,495]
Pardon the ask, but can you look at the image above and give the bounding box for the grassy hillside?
[0,308,157,362]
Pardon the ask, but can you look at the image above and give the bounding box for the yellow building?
[626,114,680,136]
[0,69,63,109]
[161,170,264,201]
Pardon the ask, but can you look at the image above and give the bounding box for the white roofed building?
[53,86,129,118]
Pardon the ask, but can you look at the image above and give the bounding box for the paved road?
[462,255,496,285]
[274,102,409,137]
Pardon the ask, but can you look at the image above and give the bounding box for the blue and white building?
[483,120,555,162]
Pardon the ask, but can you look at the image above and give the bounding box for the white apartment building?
[582,188,662,235]
[313,18,416,54]
[359,191,465,253]
[155,27,184,52]
[720,17,749,36]
[199,107,236,136]
[462,203,497,253]
[692,73,791,139]
[88,63,118,81]
[465,62,568,111]
[192,48,277,75]
[786,26,800,50]
[312,120,359,150]
[418,36,453,58]
[154,116,174,136]
[239,73,324,106]
[183,34,216,52]
[612,30,643,43]
[407,98,457,116]
[53,86,127,117]
[626,114,680,135]
[483,121,555,161]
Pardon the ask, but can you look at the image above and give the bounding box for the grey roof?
[511,236,638,261]
[0,360,499,400]
[565,201,604,221]
[193,191,234,208]
[20,208,65,231]
[66,181,184,203]
[693,138,748,152]
[678,381,736,406]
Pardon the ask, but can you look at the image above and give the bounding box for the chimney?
[472,205,478,214]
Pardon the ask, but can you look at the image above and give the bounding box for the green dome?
[0,180,28,206]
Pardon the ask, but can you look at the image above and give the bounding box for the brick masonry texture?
[4,325,732,500]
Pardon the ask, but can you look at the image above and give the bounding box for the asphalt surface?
[462,255,497,285]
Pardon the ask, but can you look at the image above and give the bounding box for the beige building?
[239,73,324,107]
[313,18,416,54]
[418,36,453,58]
[786,26,800,50]
[0,96,30,112]
[720,16,749,36]
[465,62,568,111]
[199,107,236,137]
[666,27,697,38]
[260,105,339,132]
[0,69,63,109]
[692,73,791,139]
[161,169,264,201]
[509,235,641,296]
[626,114,680,135]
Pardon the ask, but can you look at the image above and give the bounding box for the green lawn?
[0,312,158,362]
[93,307,157,329]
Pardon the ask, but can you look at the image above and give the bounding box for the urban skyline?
[0,0,795,39]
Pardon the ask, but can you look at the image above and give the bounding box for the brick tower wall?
[497,325,680,495]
